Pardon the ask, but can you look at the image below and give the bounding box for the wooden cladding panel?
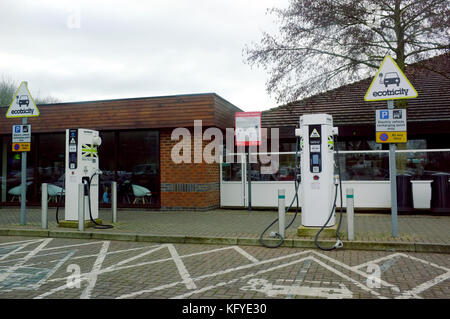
[213,95,243,129]
[0,93,238,134]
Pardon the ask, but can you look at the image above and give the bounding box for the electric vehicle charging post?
[296,114,338,228]
[260,113,343,250]
[64,128,103,226]
[295,114,344,250]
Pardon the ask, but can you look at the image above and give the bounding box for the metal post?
[41,183,48,229]
[112,181,117,223]
[20,117,27,225]
[388,100,398,238]
[346,188,354,241]
[78,183,85,231]
[278,189,286,238]
[247,150,252,211]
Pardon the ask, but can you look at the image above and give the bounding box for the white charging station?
[64,128,102,221]
[295,114,338,227]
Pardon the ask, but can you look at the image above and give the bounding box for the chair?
[8,182,32,202]
[132,184,152,204]
[47,184,65,203]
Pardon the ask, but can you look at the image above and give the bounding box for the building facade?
[0,93,241,210]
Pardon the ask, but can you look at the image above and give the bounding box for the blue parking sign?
[14,125,21,133]
[380,110,389,119]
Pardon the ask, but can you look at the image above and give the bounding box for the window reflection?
[118,131,159,206]
[222,155,242,181]
[38,134,65,204]
[3,136,35,202]
[98,132,115,205]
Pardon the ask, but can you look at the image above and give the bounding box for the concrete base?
[58,219,103,228]
[297,224,337,238]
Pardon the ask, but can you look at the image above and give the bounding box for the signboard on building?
[235,112,262,146]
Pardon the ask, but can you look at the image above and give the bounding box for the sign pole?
[5,80,39,226]
[20,116,27,225]
[387,100,398,237]
[247,147,252,211]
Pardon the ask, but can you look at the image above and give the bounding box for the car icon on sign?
[19,95,30,107]
[384,72,400,87]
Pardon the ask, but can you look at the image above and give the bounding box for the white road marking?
[0,238,52,283]
[352,253,404,270]
[396,271,450,299]
[167,244,196,290]
[0,237,447,300]
[102,244,166,271]
[172,257,315,299]
[0,239,40,247]
[242,278,353,299]
[117,250,313,299]
[0,242,33,262]
[32,250,78,289]
[7,241,106,257]
[233,246,259,263]
[309,250,400,292]
[80,241,110,299]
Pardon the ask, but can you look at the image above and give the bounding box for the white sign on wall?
[235,112,262,146]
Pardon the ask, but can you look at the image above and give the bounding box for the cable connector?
[334,175,339,185]
[334,239,344,249]
[269,231,279,238]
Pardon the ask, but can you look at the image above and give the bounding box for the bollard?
[78,183,85,231]
[346,188,354,241]
[278,189,286,238]
[112,181,117,223]
[41,183,48,229]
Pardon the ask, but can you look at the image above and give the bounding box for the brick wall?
[160,128,220,210]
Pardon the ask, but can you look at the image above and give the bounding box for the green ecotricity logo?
[372,88,409,97]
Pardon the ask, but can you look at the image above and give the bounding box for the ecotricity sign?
[5,81,40,118]
[364,55,417,101]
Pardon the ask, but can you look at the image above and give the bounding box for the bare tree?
[0,75,17,108]
[245,0,450,103]
[0,76,60,107]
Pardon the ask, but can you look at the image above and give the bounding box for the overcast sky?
[0,0,290,111]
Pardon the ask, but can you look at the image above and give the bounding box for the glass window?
[118,131,159,206]
[222,154,242,181]
[38,134,65,186]
[336,152,389,180]
[398,150,450,180]
[98,132,115,205]
[1,136,35,203]
[37,134,65,204]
